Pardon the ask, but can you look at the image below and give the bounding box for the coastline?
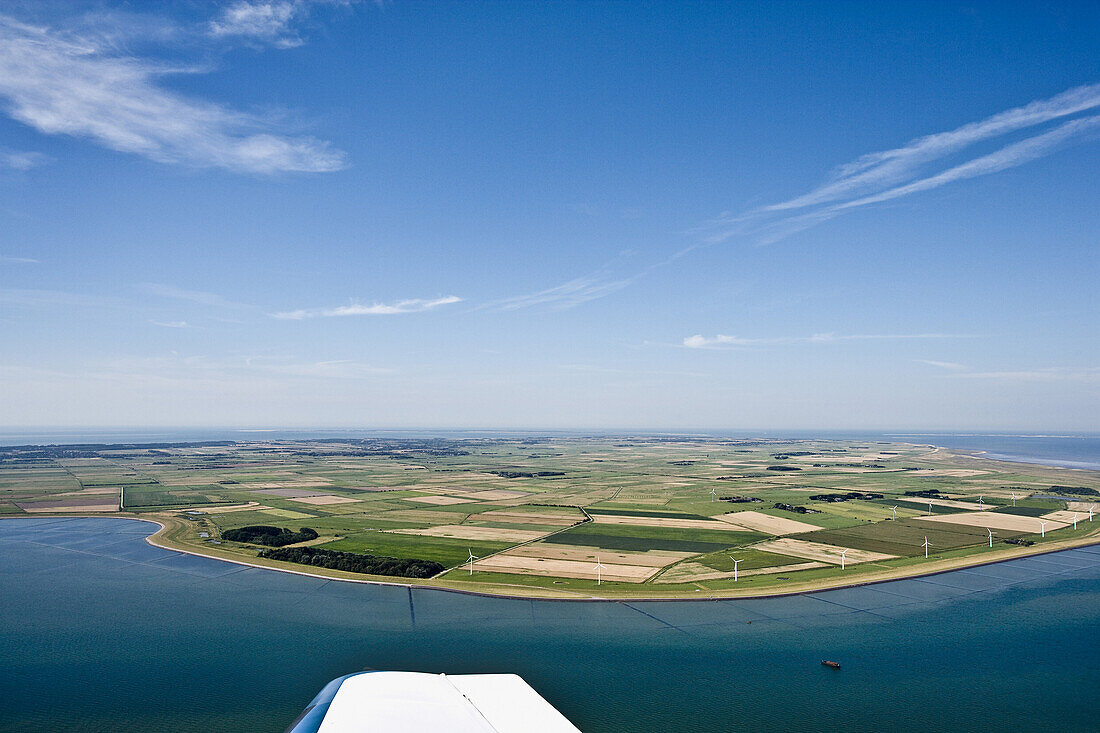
[5,512,1097,603]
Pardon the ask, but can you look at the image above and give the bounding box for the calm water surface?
[1,518,1098,732]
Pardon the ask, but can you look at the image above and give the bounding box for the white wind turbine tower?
[987,528,995,547]
[710,488,717,502]
[927,501,934,516]
[1011,492,1018,507]
[1072,512,1078,530]
[729,556,742,582]
[839,549,848,570]
[1090,505,1095,521]
[891,505,898,520]
[466,548,478,575]
[1040,521,1047,538]
[922,536,932,558]
[977,495,984,510]
[595,556,605,585]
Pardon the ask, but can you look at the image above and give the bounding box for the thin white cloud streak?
[683,333,965,349]
[0,254,39,263]
[918,359,967,370]
[949,367,1100,382]
[0,14,346,173]
[762,83,1100,214]
[149,320,189,328]
[703,84,1100,247]
[490,273,636,311]
[272,295,462,320]
[140,283,247,309]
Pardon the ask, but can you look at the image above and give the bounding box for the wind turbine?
[1040,521,1047,538]
[891,505,898,520]
[710,488,717,502]
[977,495,984,510]
[595,556,605,585]
[922,537,932,558]
[1011,492,1018,507]
[466,549,478,575]
[729,556,742,582]
[927,501,934,516]
[987,528,995,547]
[839,549,848,570]
[1072,512,1078,530]
[1090,505,1095,522]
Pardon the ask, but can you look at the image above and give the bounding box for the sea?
[1,517,1098,732]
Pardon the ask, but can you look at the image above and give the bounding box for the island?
[1,436,1097,599]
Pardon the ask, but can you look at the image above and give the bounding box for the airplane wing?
[285,671,582,733]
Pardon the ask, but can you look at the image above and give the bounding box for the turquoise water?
[1,518,1098,732]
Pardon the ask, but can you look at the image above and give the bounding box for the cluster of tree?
[491,470,566,478]
[1050,485,1098,496]
[774,502,820,514]
[222,525,319,547]
[719,496,762,503]
[257,546,445,578]
[1004,538,1035,547]
[904,489,943,498]
[809,492,884,502]
[667,460,697,466]
[766,465,801,472]
[771,451,816,458]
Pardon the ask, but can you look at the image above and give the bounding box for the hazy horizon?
[1,2,1098,430]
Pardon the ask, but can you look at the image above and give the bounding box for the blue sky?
[1,1,1098,430]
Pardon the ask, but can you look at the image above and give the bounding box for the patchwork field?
[2,435,1098,597]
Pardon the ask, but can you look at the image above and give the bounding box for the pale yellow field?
[754,538,897,564]
[504,544,692,567]
[590,514,746,531]
[714,510,821,535]
[476,510,578,525]
[465,490,530,500]
[471,555,659,582]
[55,487,120,496]
[655,560,827,583]
[921,497,989,510]
[406,495,477,505]
[290,495,361,505]
[389,525,547,542]
[1041,510,1089,524]
[916,512,1067,532]
[1067,501,1098,512]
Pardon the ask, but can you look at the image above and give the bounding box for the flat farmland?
[1,435,1097,598]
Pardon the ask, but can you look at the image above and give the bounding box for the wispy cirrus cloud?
[0,254,39,264]
[140,283,248,309]
[0,14,346,174]
[683,332,964,349]
[272,295,462,320]
[702,83,1100,246]
[149,320,190,328]
[492,274,635,311]
[209,1,353,48]
[918,359,967,370]
[950,367,1100,382]
[0,147,44,171]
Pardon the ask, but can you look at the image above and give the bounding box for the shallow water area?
[1,517,1098,732]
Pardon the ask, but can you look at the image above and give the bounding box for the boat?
[821,660,841,669]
